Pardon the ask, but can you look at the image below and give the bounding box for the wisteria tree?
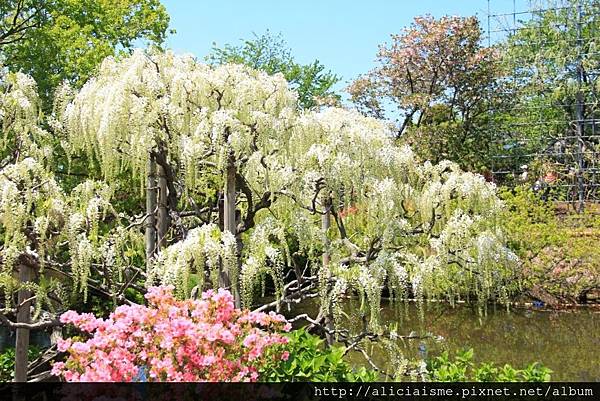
[59,49,517,318]
[58,50,299,306]
[2,49,518,381]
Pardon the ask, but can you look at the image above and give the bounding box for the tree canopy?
[0,48,519,353]
[348,16,504,171]
[0,0,171,104]
[492,0,600,195]
[207,31,340,109]
[53,51,517,334]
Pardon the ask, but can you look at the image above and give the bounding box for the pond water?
[286,299,600,381]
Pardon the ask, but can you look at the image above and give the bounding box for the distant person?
[533,170,557,201]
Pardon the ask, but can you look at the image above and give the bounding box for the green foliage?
[427,348,552,382]
[0,345,43,381]
[0,0,171,105]
[400,104,498,172]
[494,0,600,186]
[207,31,340,109]
[500,186,600,301]
[259,329,378,382]
[500,186,560,254]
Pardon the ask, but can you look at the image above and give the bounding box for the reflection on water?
[287,299,600,381]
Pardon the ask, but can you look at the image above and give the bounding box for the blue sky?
[162,1,527,89]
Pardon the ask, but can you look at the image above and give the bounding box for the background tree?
[0,1,46,46]
[493,0,600,205]
[348,15,504,171]
[0,0,171,106]
[207,31,340,109]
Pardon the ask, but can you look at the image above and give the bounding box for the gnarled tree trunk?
[157,163,169,249]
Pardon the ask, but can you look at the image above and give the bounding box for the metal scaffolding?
[487,0,600,211]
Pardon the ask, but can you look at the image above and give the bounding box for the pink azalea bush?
[52,286,292,382]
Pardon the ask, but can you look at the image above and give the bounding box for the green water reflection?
[287,299,600,381]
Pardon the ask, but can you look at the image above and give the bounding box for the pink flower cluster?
[52,286,291,382]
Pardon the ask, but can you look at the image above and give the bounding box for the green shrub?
[0,346,43,382]
[427,348,552,382]
[259,329,379,382]
[500,186,600,302]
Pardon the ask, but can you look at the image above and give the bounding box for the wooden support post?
[145,155,157,269]
[321,195,335,345]
[222,155,241,307]
[14,264,32,382]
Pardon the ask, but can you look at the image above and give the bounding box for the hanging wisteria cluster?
[0,68,52,165]
[57,50,297,192]
[0,71,131,317]
[148,224,237,298]
[0,156,119,307]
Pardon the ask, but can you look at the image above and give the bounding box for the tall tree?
[495,0,600,205]
[348,16,503,171]
[207,31,340,109]
[0,0,170,105]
